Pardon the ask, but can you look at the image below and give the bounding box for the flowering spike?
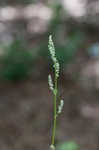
[48,35,63,149]
[48,35,56,63]
[48,35,60,78]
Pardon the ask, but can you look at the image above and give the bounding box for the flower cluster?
[55,61,59,77]
[48,35,60,78]
[48,35,56,62]
[57,100,64,115]
[48,74,54,92]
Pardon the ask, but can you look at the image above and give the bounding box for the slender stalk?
[52,67,57,145]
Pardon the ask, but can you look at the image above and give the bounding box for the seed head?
[48,35,56,63]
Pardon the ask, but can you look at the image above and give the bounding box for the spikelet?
[55,61,59,77]
[50,144,55,150]
[57,100,64,115]
[48,74,54,92]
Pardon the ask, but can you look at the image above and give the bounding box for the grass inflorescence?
[48,35,64,150]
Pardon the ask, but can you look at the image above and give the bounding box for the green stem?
[52,67,57,145]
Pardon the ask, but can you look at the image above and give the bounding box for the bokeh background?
[0,0,99,150]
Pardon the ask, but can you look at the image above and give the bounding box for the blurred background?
[0,0,99,150]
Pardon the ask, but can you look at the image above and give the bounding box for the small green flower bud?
[50,144,55,150]
[53,57,57,63]
[54,89,57,95]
